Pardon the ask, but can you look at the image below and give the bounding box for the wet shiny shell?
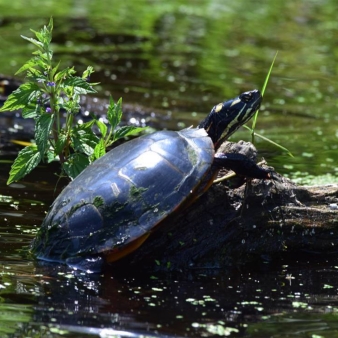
[32,128,214,262]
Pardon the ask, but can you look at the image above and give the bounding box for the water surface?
[1,1,338,337]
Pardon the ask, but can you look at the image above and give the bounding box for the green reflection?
[0,303,33,336]
[248,312,338,338]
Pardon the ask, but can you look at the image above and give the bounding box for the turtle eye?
[239,91,253,103]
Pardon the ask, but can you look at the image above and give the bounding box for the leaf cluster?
[0,18,145,184]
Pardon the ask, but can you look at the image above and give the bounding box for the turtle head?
[199,89,262,149]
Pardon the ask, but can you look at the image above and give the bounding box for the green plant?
[246,51,293,157]
[0,18,144,185]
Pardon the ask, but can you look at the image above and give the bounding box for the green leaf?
[82,66,95,80]
[31,29,44,43]
[71,127,99,156]
[93,138,106,160]
[38,51,53,63]
[50,60,61,79]
[46,150,56,163]
[55,133,67,155]
[96,120,107,137]
[30,17,53,46]
[35,113,54,157]
[26,67,45,81]
[107,97,122,130]
[63,153,90,180]
[77,119,96,129]
[54,67,74,82]
[22,103,41,119]
[15,57,39,75]
[63,77,97,94]
[0,82,41,112]
[7,145,41,185]
[113,126,146,142]
[47,17,53,37]
[61,97,81,114]
[20,35,43,49]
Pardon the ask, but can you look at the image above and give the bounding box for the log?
[114,146,338,273]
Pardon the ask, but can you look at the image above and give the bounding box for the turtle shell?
[31,128,214,269]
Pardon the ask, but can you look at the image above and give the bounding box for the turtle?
[31,89,270,272]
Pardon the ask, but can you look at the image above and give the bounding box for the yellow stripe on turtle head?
[214,103,223,113]
[230,98,241,107]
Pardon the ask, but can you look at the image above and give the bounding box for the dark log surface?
[121,165,338,273]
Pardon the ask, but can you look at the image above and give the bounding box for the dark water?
[1,1,338,337]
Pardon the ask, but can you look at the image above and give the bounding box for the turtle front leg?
[213,153,272,179]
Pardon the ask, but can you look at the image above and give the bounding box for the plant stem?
[49,92,65,163]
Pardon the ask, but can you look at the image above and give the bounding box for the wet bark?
[121,157,338,273]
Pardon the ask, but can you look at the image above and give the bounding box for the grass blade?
[243,125,293,157]
[251,51,278,143]
[253,131,294,157]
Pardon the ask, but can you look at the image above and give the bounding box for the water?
[1,0,338,336]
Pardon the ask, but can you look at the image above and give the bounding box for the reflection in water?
[3,252,338,337]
